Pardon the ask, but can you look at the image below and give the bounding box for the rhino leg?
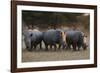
[26,46,31,51]
[72,42,77,51]
[54,44,57,51]
[33,44,37,50]
[40,42,42,49]
[45,44,49,51]
[82,43,87,50]
[77,45,81,51]
[50,45,52,49]
[58,44,61,50]
[66,43,71,50]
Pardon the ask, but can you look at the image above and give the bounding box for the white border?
[17,5,94,68]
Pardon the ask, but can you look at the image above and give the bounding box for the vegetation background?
[22,10,90,32]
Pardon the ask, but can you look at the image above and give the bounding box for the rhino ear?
[30,34,33,37]
[60,31,65,37]
[83,34,87,37]
[59,31,62,36]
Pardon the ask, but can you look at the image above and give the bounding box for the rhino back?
[31,31,43,42]
[66,30,83,42]
[43,29,60,44]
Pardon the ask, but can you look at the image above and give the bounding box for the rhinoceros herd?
[23,29,88,51]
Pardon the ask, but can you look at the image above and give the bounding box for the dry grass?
[22,48,90,62]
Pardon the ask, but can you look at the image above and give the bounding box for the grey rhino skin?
[43,29,66,51]
[23,29,43,51]
[23,30,32,51]
[65,30,85,51]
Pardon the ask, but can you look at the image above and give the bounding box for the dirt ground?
[22,48,90,62]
